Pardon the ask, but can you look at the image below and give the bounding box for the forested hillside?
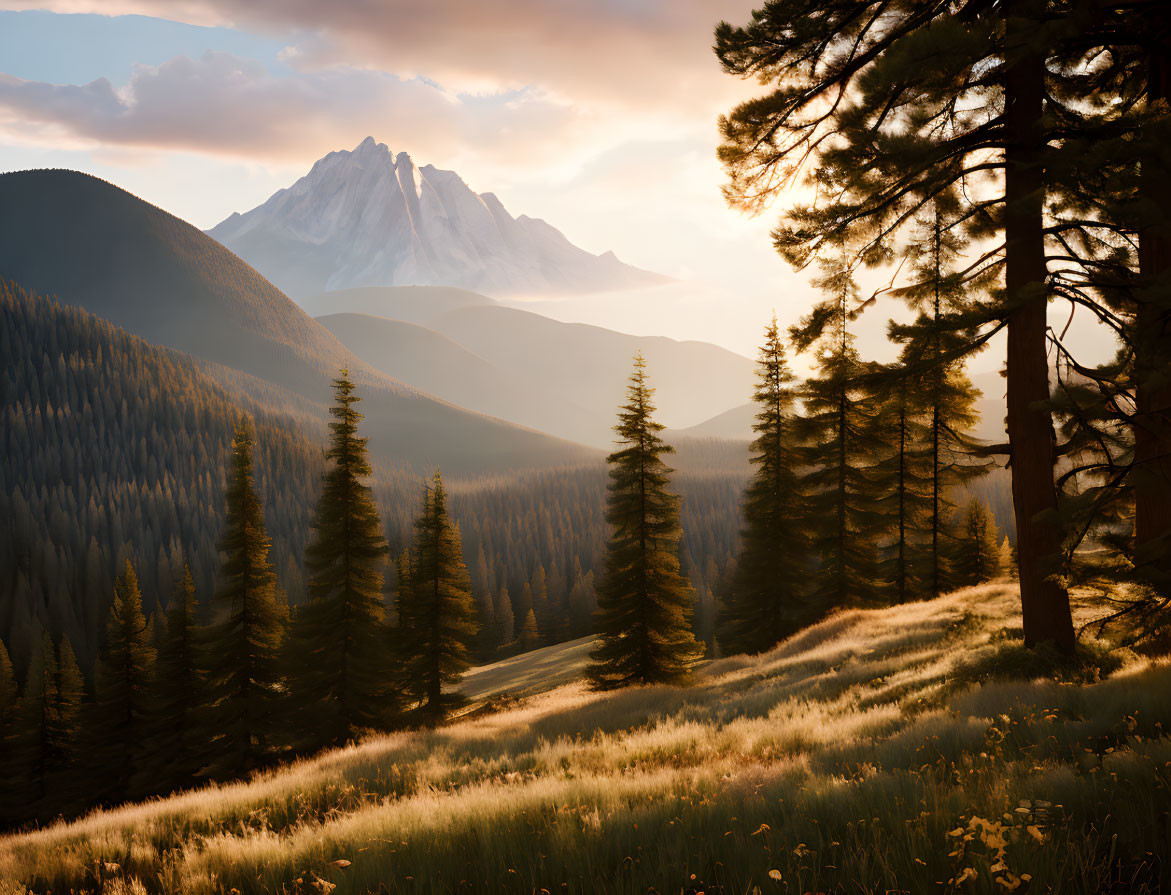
[0,280,747,670]
[0,279,326,668]
[0,170,594,474]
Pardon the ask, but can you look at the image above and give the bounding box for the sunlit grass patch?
[2,581,1167,893]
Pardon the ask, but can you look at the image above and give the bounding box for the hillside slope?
[314,287,756,443]
[0,279,327,665]
[4,583,1167,893]
[0,170,591,473]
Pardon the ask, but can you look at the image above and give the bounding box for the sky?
[0,2,1112,373]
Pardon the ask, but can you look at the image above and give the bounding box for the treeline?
[715,1,1171,648]
[715,265,1006,652]
[584,346,1006,690]
[0,280,743,672]
[0,376,481,825]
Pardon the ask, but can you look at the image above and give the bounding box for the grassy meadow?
[1,582,1168,894]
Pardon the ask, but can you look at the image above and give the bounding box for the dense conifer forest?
[0,279,746,675]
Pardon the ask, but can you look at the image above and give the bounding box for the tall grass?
[2,583,1168,893]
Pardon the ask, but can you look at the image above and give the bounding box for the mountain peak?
[207,141,667,299]
[354,135,385,154]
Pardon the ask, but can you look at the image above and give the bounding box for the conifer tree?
[529,565,552,644]
[495,586,515,646]
[517,609,540,652]
[952,500,1006,587]
[90,561,156,804]
[16,633,57,813]
[52,636,85,809]
[884,200,989,598]
[870,371,931,603]
[397,473,477,724]
[201,421,286,779]
[791,261,888,612]
[292,372,392,748]
[16,631,84,817]
[715,0,1080,649]
[588,355,702,689]
[718,316,807,653]
[567,573,596,639]
[0,639,19,825]
[145,566,204,793]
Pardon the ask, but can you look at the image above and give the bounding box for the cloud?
[0,0,753,116]
[0,51,590,165]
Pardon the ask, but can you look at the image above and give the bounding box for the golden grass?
[2,582,1168,893]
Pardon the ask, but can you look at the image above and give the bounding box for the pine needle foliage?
[397,472,477,725]
[877,200,990,600]
[588,355,702,689]
[792,260,888,613]
[144,566,204,794]
[0,639,18,825]
[715,0,1081,649]
[90,561,156,803]
[952,500,1007,587]
[293,372,393,748]
[718,317,807,654]
[201,421,286,779]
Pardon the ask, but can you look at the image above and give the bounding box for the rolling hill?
[207,137,666,298]
[310,286,757,445]
[3,583,1166,893]
[0,169,592,474]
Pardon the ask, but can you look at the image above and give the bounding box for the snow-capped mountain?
[207,137,666,298]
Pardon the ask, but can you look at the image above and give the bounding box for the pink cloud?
[0,51,586,164]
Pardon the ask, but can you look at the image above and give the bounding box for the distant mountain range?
[307,286,756,446]
[0,169,591,474]
[207,138,666,298]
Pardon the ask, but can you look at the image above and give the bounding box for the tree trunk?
[1003,1,1075,649]
[1134,44,1171,588]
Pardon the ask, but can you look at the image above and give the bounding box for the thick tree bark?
[1134,45,1171,588]
[1003,1,1075,649]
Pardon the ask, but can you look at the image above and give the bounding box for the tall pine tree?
[888,201,990,597]
[588,355,702,689]
[396,473,477,724]
[0,638,19,826]
[715,0,1080,649]
[144,565,204,793]
[792,260,888,613]
[718,316,807,653]
[201,421,286,779]
[89,561,156,804]
[292,372,393,749]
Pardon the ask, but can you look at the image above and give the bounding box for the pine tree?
[0,638,22,825]
[517,609,540,652]
[292,372,393,749]
[16,631,84,817]
[870,371,932,603]
[718,316,807,654]
[51,636,85,810]
[588,355,702,689]
[529,565,552,644]
[144,566,204,793]
[791,260,888,613]
[397,473,477,724]
[16,632,57,814]
[89,562,156,804]
[952,500,1006,587]
[201,421,286,779]
[495,586,515,647]
[715,0,1079,649]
